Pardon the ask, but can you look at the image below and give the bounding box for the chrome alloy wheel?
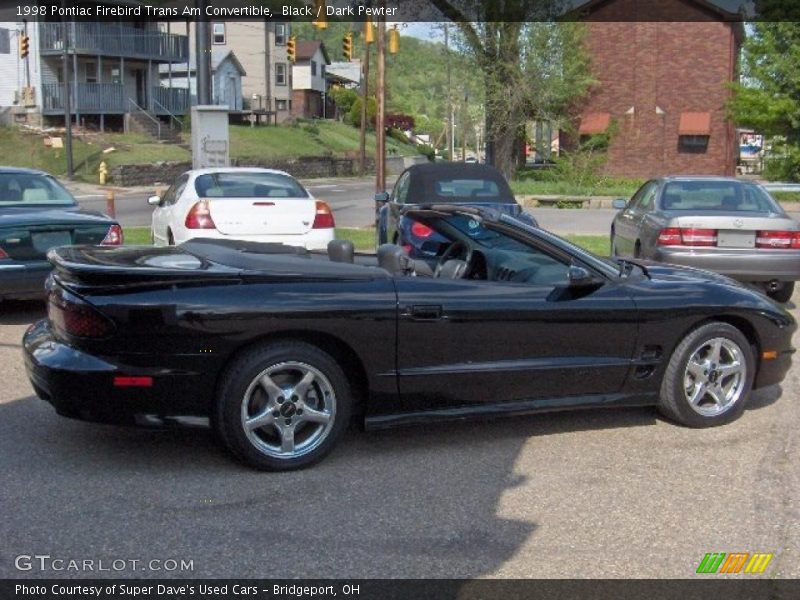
[683,337,746,417]
[240,361,336,459]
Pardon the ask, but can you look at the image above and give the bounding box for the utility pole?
[61,16,73,179]
[195,1,212,105]
[444,23,451,161]
[461,91,467,162]
[375,10,386,193]
[358,20,373,177]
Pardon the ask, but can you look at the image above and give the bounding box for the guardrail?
[762,183,800,193]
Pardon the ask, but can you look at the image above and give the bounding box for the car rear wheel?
[658,322,753,428]
[214,342,352,471]
[767,281,794,304]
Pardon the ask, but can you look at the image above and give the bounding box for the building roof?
[574,0,742,21]
[327,61,361,86]
[295,40,330,65]
[159,49,246,76]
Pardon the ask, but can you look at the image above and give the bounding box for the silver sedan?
[611,176,800,302]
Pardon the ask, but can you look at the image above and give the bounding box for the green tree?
[429,2,594,178]
[729,22,800,181]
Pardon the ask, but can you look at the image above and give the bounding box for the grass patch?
[510,178,641,198]
[123,226,609,257]
[773,191,800,202]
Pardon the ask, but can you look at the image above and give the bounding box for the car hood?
[637,260,743,287]
[0,205,114,226]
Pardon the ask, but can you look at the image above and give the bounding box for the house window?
[85,62,97,84]
[111,67,121,84]
[212,23,225,45]
[678,135,710,153]
[276,99,287,111]
[0,29,10,54]
[275,23,287,46]
[276,63,287,86]
[311,61,317,77]
[321,64,325,79]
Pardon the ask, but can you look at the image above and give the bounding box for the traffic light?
[364,17,375,44]
[343,32,353,61]
[312,0,328,29]
[389,25,399,54]
[287,35,296,63]
[19,34,29,59]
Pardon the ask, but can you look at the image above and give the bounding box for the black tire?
[633,241,642,258]
[215,341,352,471]
[167,230,175,246]
[658,322,754,428]
[767,281,794,304]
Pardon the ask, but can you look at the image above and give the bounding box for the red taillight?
[0,246,8,259]
[410,221,434,238]
[101,224,123,245]
[48,287,113,338]
[185,200,217,229]
[657,227,717,247]
[656,228,682,246]
[756,230,800,249]
[312,200,335,229]
[113,376,153,388]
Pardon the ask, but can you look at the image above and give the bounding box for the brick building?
[577,0,743,178]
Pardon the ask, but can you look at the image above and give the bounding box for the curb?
[516,194,800,212]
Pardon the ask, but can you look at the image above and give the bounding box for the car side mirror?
[374,191,389,203]
[148,195,161,206]
[612,198,628,210]
[567,265,597,287]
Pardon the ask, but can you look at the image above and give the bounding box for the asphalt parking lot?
[1,296,798,579]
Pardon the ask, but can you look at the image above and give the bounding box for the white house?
[159,49,246,112]
[291,40,330,119]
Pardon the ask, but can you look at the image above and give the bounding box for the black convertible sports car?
[23,205,796,470]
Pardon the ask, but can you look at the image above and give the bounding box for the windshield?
[0,173,77,207]
[194,172,309,199]
[661,181,782,213]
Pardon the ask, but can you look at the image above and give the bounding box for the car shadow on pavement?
[0,391,656,579]
[0,299,45,326]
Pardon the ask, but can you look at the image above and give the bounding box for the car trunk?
[0,208,113,261]
[668,212,799,249]
[207,198,315,236]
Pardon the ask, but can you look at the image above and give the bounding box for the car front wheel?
[215,342,352,470]
[767,281,794,304]
[658,322,754,428]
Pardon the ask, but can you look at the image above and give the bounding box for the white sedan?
[148,168,336,250]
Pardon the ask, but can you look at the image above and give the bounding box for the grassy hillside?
[293,22,481,138]
[0,120,420,183]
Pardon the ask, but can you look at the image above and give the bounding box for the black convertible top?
[405,163,517,204]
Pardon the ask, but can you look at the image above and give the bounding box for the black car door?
[390,253,639,414]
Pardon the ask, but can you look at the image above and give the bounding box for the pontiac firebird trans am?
[23,205,796,471]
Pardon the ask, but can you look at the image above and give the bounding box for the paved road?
[0,294,798,578]
[73,178,800,236]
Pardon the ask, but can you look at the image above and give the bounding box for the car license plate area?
[717,230,754,248]
[32,231,71,254]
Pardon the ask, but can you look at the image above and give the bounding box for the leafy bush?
[347,97,377,129]
[386,113,415,131]
[329,87,358,117]
[416,144,436,161]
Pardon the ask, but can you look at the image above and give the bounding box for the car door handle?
[409,305,443,321]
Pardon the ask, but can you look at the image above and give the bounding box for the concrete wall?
[109,154,428,186]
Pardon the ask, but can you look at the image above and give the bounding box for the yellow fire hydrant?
[98,161,108,185]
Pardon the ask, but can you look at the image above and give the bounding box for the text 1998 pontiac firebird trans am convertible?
[23,205,796,470]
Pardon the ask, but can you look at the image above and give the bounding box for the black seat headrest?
[328,239,355,263]
[377,244,413,275]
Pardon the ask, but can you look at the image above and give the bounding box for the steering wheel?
[434,240,473,278]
